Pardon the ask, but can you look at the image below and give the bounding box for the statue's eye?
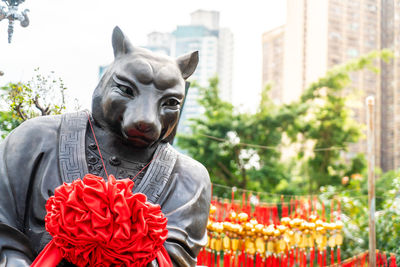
[117,84,134,96]
[163,98,180,107]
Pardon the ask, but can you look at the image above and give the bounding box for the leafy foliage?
[284,50,392,192]
[0,69,73,138]
[319,171,400,262]
[177,78,288,195]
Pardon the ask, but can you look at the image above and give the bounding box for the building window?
[347,48,359,57]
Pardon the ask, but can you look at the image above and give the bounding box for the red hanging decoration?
[242,191,246,212]
[317,250,321,267]
[231,253,236,267]
[383,253,388,267]
[290,198,294,217]
[231,188,235,210]
[389,253,397,267]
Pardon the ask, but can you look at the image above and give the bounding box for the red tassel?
[290,198,294,217]
[377,251,381,267]
[231,188,235,210]
[330,248,334,266]
[323,250,327,266]
[389,254,397,267]
[266,206,270,224]
[255,253,259,267]
[361,251,366,267]
[383,253,388,267]
[247,194,252,215]
[272,205,279,225]
[239,251,244,267]
[337,247,341,265]
[317,250,321,267]
[242,192,246,212]
[223,253,227,267]
[281,253,286,267]
[198,248,204,265]
[197,249,202,265]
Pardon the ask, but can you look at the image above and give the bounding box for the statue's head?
[92,26,198,148]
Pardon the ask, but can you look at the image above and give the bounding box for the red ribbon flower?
[32,174,171,267]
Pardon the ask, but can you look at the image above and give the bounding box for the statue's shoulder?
[5,114,62,144]
[173,150,210,187]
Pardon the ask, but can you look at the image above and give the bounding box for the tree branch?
[33,95,49,116]
[215,169,231,185]
[14,103,27,121]
[217,161,237,181]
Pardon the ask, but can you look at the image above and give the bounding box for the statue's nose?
[135,120,155,133]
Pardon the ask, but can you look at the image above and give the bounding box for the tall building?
[145,32,173,55]
[172,24,218,134]
[380,0,400,171]
[261,25,285,104]
[218,28,234,103]
[262,0,398,170]
[171,10,234,134]
[190,9,220,30]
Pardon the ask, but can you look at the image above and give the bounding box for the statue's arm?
[159,156,211,267]
[0,116,58,266]
[0,224,34,266]
[0,132,35,266]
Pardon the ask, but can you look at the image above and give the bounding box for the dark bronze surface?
[0,27,211,267]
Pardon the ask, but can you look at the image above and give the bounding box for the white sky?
[0,0,286,110]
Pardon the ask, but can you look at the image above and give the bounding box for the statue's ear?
[112,26,134,58]
[176,51,199,79]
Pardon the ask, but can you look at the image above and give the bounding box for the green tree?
[285,50,392,192]
[0,69,72,138]
[320,170,400,262]
[177,78,287,195]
